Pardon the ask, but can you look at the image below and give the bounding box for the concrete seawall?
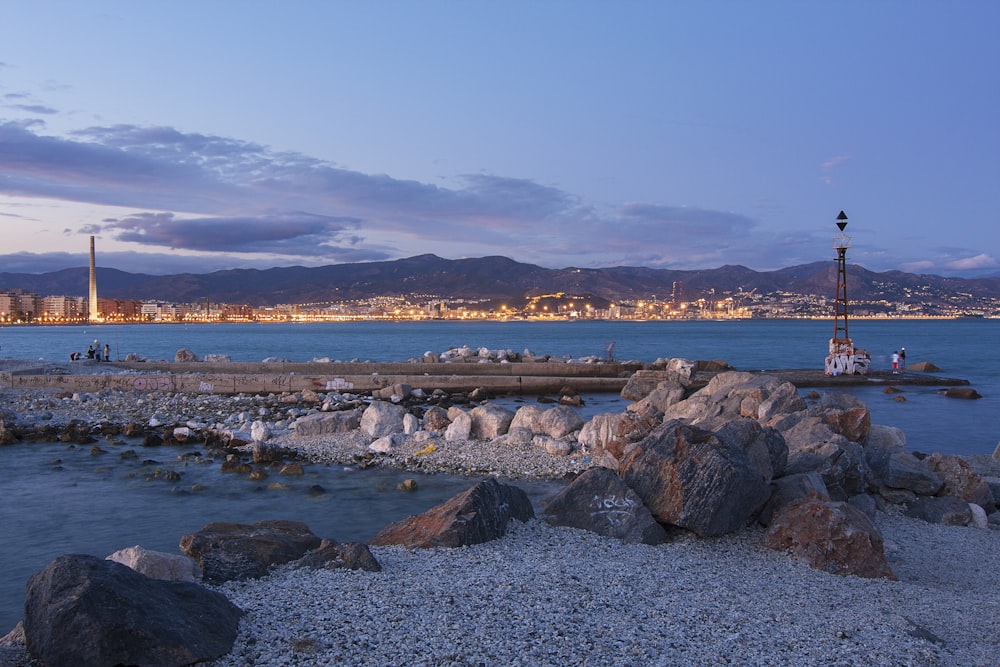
[0,360,970,396]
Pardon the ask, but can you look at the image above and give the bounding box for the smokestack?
[89,236,99,322]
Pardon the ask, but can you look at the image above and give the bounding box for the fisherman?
[891,351,900,374]
[899,347,906,373]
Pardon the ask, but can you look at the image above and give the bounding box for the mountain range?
[2,254,999,309]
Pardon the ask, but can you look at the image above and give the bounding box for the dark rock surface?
[179,519,322,583]
[24,554,242,667]
[541,466,668,544]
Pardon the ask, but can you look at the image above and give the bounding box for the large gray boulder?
[360,401,407,438]
[865,443,944,497]
[536,405,586,439]
[106,545,200,583]
[905,495,974,526]
[779,417,868,499]
[470,404,515,440]
[541,467,668,545]
[661,372,806,431]
[24,554,242,667]
[577,411,658,470]
[294,410,362,437]
[626,380,687,421]
[620,420,774,537]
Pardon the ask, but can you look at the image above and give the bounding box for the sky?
[1,1,998,278]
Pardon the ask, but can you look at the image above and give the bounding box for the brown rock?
[369,478,534,548]
[763,497,896,580]
[941,387,982,400]
[422,405,451,431]
[908,361,940,372]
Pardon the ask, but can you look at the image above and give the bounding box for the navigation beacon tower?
[832,211,850,345]
[824,211,870,375]
[88,236,99,323]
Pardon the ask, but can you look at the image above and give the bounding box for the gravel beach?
[3,360,1000,666]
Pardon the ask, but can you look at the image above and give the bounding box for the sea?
[1,318,997,631]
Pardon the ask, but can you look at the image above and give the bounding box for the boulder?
[533,435,574,456]
[369,478,534,548]
[812,392,872,443]
[757,471,830,526]
[908,361,940,372]
[470,404,515,440]
[941,387,982,400]
[252,440,293,464]
[661,372,806,432]
[626,381,687,421]
[580,411,659,470]
[250,420,272,443]
[510,404,546,433]
[289,539,382,572]
[904,495,974,526]
[422,406,451,431]
[922,453,996,513]
[763,498,896,580]
[620,365,694,401]
[865,443,944,497]
[179,519,322,583]
[620,420,774,537]
[540,467,668,544]
[865,423,907,450]
[361,401,407,438]
[106,545,200,583]
[779,417,867,499]
[295,410,362,437]
[174,347,200,362]
[24,554,242,667]
[536,405,586,439]
[444,411,473,442]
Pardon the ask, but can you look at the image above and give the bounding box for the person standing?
[899,347,906,373]
[103,343,110,362]
[891,351,900,374]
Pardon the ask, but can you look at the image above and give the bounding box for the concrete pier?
[0,360,971,396]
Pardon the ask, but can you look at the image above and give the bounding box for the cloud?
[820,155,850,185]
[97,211,364,255]
[0,119,803,272]
[944,253,998,271]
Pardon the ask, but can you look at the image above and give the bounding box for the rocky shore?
[2,355,1000,666]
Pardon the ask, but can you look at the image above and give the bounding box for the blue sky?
[1,1,998,277]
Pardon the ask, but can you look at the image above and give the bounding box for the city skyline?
[1,2,998,278]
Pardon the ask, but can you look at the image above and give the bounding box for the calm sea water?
[1,319,997,631]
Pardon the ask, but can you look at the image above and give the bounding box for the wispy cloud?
[821,155,850,185]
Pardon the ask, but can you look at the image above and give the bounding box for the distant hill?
[2,254,999,308]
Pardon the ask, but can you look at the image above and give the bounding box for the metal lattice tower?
[832,211,851,345]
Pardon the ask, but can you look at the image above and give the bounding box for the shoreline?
[3,357,1000,665]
